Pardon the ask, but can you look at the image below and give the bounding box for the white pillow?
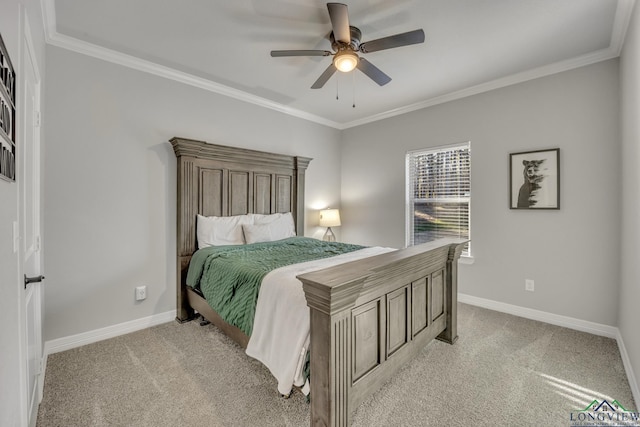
[196,214,252,248]
[249,212,296,240]
[242,224,276,244]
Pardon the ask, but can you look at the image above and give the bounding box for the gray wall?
[620,2,640,405]
[0,1,46,425]
[43,47,342,341]
[341,59,621,326]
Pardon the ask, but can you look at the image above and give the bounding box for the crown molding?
[339,46,621,129]
[40,0,56,44]
[340,1,636,129]
[39,1,340,128]
[612,0,637,56]
[40,0,635,131]
[46,31,342,129]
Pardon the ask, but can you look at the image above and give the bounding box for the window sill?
[459,255,475,265]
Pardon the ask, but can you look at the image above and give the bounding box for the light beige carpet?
[37,303,637,426]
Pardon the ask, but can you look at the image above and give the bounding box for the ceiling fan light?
[334,51,359,72]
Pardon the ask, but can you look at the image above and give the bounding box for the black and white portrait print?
[510,149,559,209]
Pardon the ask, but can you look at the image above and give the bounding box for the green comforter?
[186,236,365,336]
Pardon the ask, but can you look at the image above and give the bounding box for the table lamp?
[319,209,341,242]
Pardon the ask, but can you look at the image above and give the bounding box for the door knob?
[24,274,45,289]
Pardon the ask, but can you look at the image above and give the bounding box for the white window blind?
[406,142,470,256]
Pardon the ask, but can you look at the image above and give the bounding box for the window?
[406,142,470,256]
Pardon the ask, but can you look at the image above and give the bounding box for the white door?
[19,17,43,427]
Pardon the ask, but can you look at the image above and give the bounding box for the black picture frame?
[509,148,560,209]
[0,31,16,182]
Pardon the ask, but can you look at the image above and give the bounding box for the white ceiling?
[45,0,634,129]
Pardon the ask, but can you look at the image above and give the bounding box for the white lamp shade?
[319,209,341,227]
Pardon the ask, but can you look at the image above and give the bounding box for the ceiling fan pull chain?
[336,74,339,100]
[352,71,356,108]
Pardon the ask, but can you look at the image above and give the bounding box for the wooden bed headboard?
[171,137,312,321]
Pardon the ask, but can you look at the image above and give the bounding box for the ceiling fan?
[270,3,425,89]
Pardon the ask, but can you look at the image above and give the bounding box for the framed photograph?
[509,148,560,209]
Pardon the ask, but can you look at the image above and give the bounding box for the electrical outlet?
[135,286,147,301]
[525,279,535,292]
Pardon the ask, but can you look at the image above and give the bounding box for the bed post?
[437,242,465,344]
[303,275,368,427]
[174,146,198,322]
[294,156,311,235]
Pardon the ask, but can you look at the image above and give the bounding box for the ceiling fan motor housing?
[331,26,362,51]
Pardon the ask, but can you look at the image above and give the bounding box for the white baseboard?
[458,293,618,338]
[458,293,639,408]
[43,310,177,356]
[616,329,640,409]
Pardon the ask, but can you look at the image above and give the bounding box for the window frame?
[405,141,471,257]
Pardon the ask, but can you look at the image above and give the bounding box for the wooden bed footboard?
[297,238,466,427]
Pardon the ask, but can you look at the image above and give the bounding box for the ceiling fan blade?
[356,58,391,86]
[359,29,425,53]
[271,50,332,57]
[327,3,351,44]
[311,64,337,89]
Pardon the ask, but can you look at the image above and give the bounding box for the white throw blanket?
[245,246,396,396]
